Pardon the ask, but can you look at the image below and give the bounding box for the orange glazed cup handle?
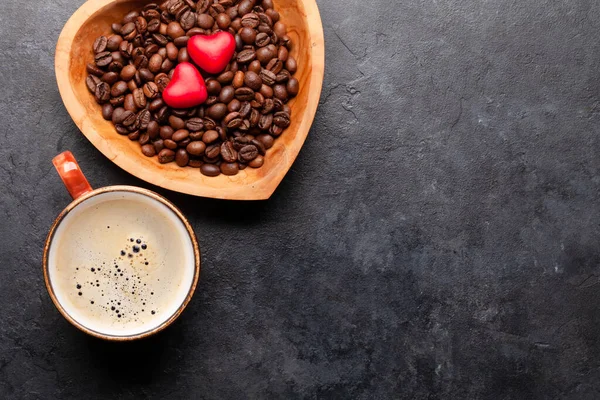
[52,151,93,200]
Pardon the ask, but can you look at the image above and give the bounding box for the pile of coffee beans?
[87,0,298,177]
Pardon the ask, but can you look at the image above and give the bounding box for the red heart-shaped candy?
[187,32,236,75]
[162,62,208,109]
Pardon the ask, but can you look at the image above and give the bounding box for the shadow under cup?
[43,186,200,341]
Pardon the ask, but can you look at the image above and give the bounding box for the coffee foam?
[48,191,196,337]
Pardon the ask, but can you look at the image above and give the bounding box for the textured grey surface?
[2,0,600,398]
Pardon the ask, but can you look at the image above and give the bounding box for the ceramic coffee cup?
[43,151,200,341]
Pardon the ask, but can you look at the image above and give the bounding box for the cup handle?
[52,151,93,200]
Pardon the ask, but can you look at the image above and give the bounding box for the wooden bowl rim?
[55,0,324,200]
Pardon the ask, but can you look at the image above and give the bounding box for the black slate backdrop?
[1,0,600,398]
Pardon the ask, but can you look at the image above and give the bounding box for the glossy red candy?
[187,31,236,75]
[162,62,208,109]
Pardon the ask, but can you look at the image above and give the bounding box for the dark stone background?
[1,0,600,398]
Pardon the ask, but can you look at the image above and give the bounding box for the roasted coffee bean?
[120,65,137,81]
[148,99,163,113]
[273,111,290,128]
[255,47,274,65]
[124,93,136,111]
[145,43,159,56]
[248,155,264,168]
[155,74,170,91]
[153,139,165,153]
[273,21,286,37]
[256,133,274,149]
[273,84,288,101]
[232,136,250,150]
[115,124,129,135]
[266,58,283,74]
[238,101,252,118]
[249,109,261,126]
[148,53,163,73]
[177,47,190,63]
[189,131,203,140]
[238,145,258,162]
[146,121,160,139]
[134,16,147,33]
[286,56,297,73]
[217,86,234,103]
[186,141,206,156]
[112,23,122,33]
[276,69,290,83]
[157,46,168,58]
[240,27,257,45]
[168,116,185,130]
[172,129,190,142]
[95,51,112,67]
[237,49,256,64]
[132,55,148,69]
[161,58,174,72]
[254,92,265,106]
[224,112,242,128]
[248,60,261,74]
[110,81,128,97]
[121,22,136,37]
[86,75,101,93]
[215,13,231,29]
[129,132,141,141]
[251,138,266,155]
[156,106,170,123]
[277,45,289,62]
[258,113,273,130]
[112,107,126,124]
[141,144,156,157]
[243,71,262,90]
[200,163,220,176]
[164,139,178,149]
[241,13,260,28]
[120,110,136,126]
[93,36,108,54]
[205,144,221,158]
[184,118,202,131]
[143,82,159,98]
[101,103,114,120]
[167,21,185,38]
[202,130,219,144]
[136,110,151,131]
[220,141,237,162]
[259,69,276,86]
[139,68,155,82]
[119,41,134,58]
[266,8,279,22]
[235,87,255,101]
[260,97,274,114]
[220,162,239,175]
[206,79,222,96]
[233,71,245,89]
[164,42,177,61]
[255,32,270,47]
[175,149,189,166]
[152,33,169,46]
[140,135,151,149]
[237,0,253,15]
[133,88,147,109]
[196,13,214,29]
[180,10,196,30]
[95,82,111,103]
[158,148,175,163]
[206,103,227,120]
[160,125,174,140]
[217,71,234,84]
[235,33,244,51]
[260,84,274,98]
[287,77,299,97]
[203,117,217,130]
[123,10,139,24]
[86,63,104,77]
[148,18,161,32]
[228,99,242,112]
[108,60,124,72]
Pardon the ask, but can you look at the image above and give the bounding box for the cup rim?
[42,185,201,341]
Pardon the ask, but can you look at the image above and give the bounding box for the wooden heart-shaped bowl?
[56,0,324,200]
